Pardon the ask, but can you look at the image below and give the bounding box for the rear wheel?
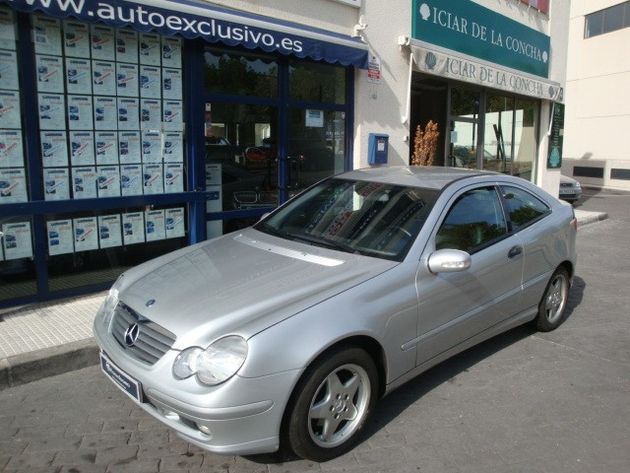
[285,347,378,462]
[534,267,570,332]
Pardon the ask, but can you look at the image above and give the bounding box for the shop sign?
[547,103,564,169]
[412,0,550,78]
[8,0,368,68]
[411,42,561,101]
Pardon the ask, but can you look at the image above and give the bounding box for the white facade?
[563,1,630,191]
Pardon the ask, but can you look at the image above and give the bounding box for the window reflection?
[204,48,278,96]
[289,61,345,104]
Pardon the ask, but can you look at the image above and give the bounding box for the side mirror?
[427,249,471,274]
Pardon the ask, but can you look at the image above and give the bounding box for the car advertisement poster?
[0,168,27,203]
[38,93,65,130]
[0,130,24,168]
[117,98,139,130]
[143,163,163,194]
[119,131,141,164]
[94,97,117,130]
[140,66,161,99]
[98,214,122,249]
[145,209,165,242]
[122,212,145,245]
[162,68,182,100]
[36,55,64,93]
[44,168,70,201]
[165,208,185,239]
[163,100,183,131]
[140,99,161,130]
[164,163,184,193]
[40,131,68,167]
[63,21,90,58]
[116,63,139,98]
[92,60,116,96]
[72,166,97,199]
[67,95,94,130]
[2,221,33,260]
[47,219,73,256]
[33,15,62,56]
[161,37,182,68]
[0,7,16,51]
[69,131,95,166]
[0,50,19,90]
[65,58,92,95]
[139,32,161,66]
[141,131,161,162]
[163,132,183,162]
[95,132,118,165]
[0,91,21,129]
[91,25,115,60]
[115,29,138,64]
[120,164,142,196]
[96,165,120,198]
[73,216,98,252]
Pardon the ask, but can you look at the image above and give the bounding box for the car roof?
[337,166,498,190]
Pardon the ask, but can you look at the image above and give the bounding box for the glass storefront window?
[513,98,538,181]
[0,217,36,302]
[484,95,515,173]
[204,102,279,215]
[46,204,187,292]
[451,87,480,119]
[204,48,277,97]
[289,60,345,104]
[288,109,345,193]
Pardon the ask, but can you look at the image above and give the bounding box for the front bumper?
[94,318,301,455]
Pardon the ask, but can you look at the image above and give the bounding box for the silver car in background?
[94,166,577,461]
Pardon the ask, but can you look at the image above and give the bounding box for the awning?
[6,0,369,68]
[409,39,562,102]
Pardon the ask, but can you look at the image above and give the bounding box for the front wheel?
[285,347,378,462]
[534,267,570,332]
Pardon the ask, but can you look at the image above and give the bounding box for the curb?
[0,338,99,391]
[576,210,608,227]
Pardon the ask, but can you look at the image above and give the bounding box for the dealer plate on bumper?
[100,351,143,403]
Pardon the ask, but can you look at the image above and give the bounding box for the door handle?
[508,246,523,259]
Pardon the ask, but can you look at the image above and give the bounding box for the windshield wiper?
[256,222,290,240]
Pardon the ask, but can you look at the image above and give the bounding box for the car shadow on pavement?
[247,276,586,464]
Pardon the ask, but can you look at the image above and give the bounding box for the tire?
[285,347,378,462]
[534,267,570,332]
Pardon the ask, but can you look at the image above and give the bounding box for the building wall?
[563,0,630,190]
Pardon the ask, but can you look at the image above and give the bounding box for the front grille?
[560,183,573,188]
[111,302,177,365]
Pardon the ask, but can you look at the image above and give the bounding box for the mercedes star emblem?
[123,323,140,347]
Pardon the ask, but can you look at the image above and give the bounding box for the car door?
[414,185,525,366]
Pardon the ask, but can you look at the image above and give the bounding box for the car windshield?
[255,178,438,261]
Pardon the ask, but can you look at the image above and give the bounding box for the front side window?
[501,185,550,230]
[436,187,507,253]
[255,178,438,261]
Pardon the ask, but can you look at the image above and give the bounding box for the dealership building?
[0,0,569,307]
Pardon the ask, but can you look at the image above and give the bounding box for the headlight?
[173,336,248,386]
[574,182,581,188]
[97,275,123,327]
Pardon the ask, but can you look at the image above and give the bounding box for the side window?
[501,186,550,230]
[435,187,508,253]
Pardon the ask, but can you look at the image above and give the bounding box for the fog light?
[196,423,212,435]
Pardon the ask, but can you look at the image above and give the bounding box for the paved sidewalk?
[0,208,608,390]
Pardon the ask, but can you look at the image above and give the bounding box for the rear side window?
[501,186,550,230]
[436,187,508,253]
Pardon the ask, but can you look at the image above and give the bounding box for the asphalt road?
[1,191,629,473]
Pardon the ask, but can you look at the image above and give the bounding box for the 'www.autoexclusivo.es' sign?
[412,0,550,78]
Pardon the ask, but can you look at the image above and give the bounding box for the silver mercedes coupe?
[93,166,577,462]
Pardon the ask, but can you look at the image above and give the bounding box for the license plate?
[100,351,143,403]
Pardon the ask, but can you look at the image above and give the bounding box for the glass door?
[204,102,278,238]
[448,87,481,168]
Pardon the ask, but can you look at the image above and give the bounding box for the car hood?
[118,228,397,348]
